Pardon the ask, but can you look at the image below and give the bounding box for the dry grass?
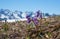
[0,16,60,39]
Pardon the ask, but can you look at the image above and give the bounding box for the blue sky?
[0,0,60,15]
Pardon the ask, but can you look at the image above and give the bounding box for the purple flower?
[36,10,40,17]
[27,20,31,23]
[36,10,42,19]
[27,18,31,23]
[26,15,31,23]
[34,20,39,25]
[39,13,42,19]
[32,17,39,25]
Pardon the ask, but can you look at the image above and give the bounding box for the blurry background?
[0,0,60,22]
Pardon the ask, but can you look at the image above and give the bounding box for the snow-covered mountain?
[0,9,27,22]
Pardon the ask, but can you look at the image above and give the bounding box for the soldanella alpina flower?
[36,10,40,17]
[26,14,31,23]
[32,17,39,25]
[36,10,42,19]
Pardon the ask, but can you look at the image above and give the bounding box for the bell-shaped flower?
[32,17,39,25]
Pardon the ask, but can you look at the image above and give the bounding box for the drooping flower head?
[26,13,32,23]
[26,15,31,23]
[36,10,42,19]
[32,17,39,25]
[36,10,40,17]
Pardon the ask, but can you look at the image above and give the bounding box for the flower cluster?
[26,10,42,25]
